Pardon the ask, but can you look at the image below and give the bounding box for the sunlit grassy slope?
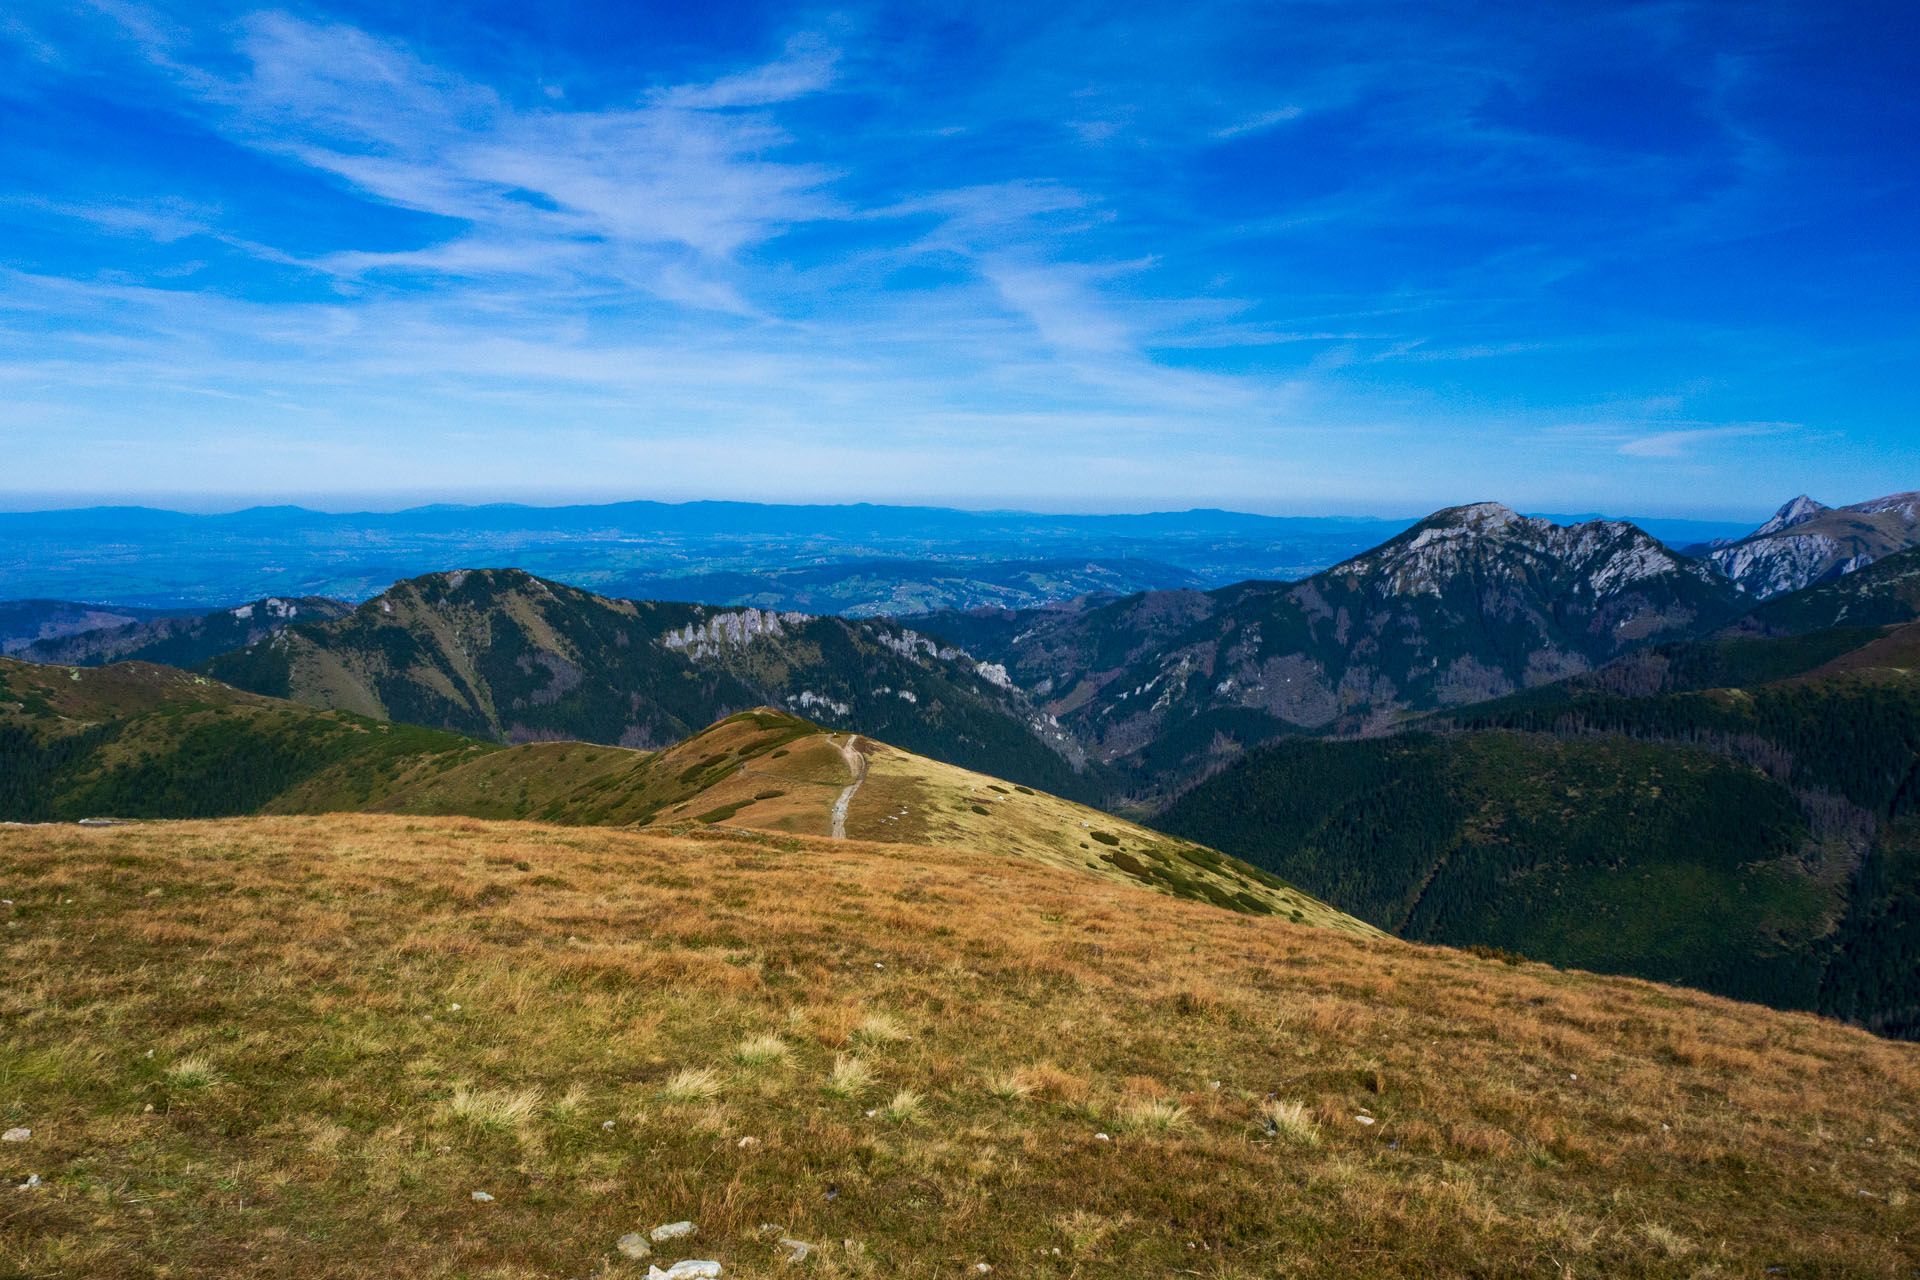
[370,708,1352,927]
[2,815,1915,1278]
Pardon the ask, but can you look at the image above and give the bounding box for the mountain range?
[195,568,1095,800]
[9,489,1920,1037]
[921,503,1746,801]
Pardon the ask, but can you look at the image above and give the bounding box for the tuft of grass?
[1117,1098,1189,1134]
[657,1066,724,1103]
[733,1033,790,1066]
[1261,1099,1319,1147]
[550,1082,590,1121]
[823,1054,873,1099]
[854,1011,911,1045]
[983,1071,1035,1102]
[880,1088,924,1124]
[447,1084,542,1131]
[165,1055,218,1089]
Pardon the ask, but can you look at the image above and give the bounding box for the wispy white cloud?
[1616,423,1798,459]
[1211,105,1302,139]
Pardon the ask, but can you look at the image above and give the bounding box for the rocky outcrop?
[1701,490,1920,598]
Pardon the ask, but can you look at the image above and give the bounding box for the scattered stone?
[1,1128,29,1143]
[18,1174,41,1190]
[617,1233,652,1260]
[778,1237,815,1262]
[650,1220,696,1243]
[142,1104,154,1114]
[471,1191,495,1202]
[974,1265,992,1274]
[1354,1116,1376,1126]
[603,1120,616,1130]
[647,1262,721,1280]
[1094,1132,1111,1141]
[737,1135,759,1148]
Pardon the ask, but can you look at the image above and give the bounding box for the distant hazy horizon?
[0,488,1795,528]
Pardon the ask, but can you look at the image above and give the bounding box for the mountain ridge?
[1696,488,1920,598]
[918,504,1744,802]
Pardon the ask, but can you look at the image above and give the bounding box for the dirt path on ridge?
[830,735,867,839]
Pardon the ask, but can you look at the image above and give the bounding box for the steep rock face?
[921,505,1743,800]
[199,568,1092,799]
[1734,544,1920,636]
[20,596,350,668]
[1702,490,1920,598]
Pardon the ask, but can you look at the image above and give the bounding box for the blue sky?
[0,0,1914,517]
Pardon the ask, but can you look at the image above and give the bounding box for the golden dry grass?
[366,710,1367,929]
[0,813,1916,1279]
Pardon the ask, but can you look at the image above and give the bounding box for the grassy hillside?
[201,568,1097,802]
[0,664,1350,929]
[2,815,1914,1278]
[371,708,1355,926]
[0,657,493,822]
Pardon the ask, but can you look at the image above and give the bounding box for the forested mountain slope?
[1160,627,1920,1037]
[0,599,194,654]
[21,595,350,669]
[200,568,1095,801]
[0,656,490,821]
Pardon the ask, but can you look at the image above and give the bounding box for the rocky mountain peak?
[1704,489,1920,598]
[1752,495,1831,539]
[1421,501,1523,530]
[1342,505,1701,600]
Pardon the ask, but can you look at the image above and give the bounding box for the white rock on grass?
[650,1220,696,1243]
[779,1238,815,1262]
[1,1128,29,1143]
[647,1263,721,1280]
[470,1191,495,1202]
[617,1233,652,1259]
